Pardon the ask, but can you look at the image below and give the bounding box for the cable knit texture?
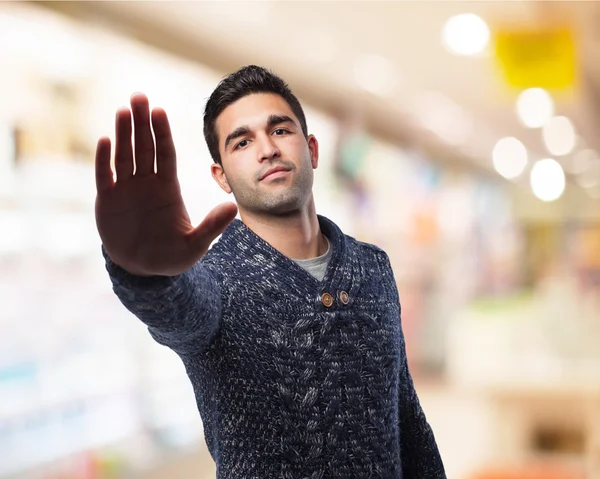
[104,215,446,479]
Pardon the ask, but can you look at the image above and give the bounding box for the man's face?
[211,93,319,216]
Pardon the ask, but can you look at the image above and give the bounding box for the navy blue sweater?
[104,215,446,478]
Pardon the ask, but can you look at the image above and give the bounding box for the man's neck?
[238,199,328,260]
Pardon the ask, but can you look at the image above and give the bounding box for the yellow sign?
[494,27,576,90]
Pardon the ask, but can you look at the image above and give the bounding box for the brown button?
[339,291,349,305]
[321,292,334,307]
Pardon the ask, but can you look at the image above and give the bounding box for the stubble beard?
[231,167,314,217]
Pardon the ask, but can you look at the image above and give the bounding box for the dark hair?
[203,65,308,165]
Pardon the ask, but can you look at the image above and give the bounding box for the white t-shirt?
[292,236,331,282]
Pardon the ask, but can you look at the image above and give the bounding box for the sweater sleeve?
[396,323,446,478]
[378,250,446,478]
[102,246,222,356]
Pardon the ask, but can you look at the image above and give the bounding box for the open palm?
[95,93,237,276]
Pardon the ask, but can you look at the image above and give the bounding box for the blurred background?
[0,1,599,478]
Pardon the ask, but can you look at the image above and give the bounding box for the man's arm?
[104,247,222,356]
[94,94,237,355]
[377,249,446,478]
[396,324,446,478]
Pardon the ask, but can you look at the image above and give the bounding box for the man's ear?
[308,134,319,169]
[211,162,232,194]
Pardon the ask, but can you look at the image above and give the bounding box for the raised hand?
[95,93,237,276]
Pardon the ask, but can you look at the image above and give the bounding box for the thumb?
[188,202,238,254]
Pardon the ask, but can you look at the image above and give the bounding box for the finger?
[130,93,155,176]
[95,137,114,193]
[189,202,238,254]
[115,107,134,181]
[152,107,177,180]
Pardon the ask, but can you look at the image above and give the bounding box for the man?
[95,65,445,479]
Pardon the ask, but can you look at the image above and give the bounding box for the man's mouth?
[260,166,291,181]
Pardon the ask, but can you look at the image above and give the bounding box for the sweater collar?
[213,214,362,302]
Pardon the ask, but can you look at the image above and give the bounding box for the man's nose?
[258,133,281,161]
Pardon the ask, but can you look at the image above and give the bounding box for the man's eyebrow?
[267,114,296,128]
[224,126,250,151]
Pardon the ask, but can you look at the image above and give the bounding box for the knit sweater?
[104,215,446,479]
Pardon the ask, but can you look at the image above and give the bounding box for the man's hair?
[203,65,308,165]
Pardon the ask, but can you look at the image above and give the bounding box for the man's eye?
[235,139,249,150]
[273,129,288,136]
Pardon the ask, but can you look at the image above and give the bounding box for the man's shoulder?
[200,242,228,268]
[345,233,389,261]
[199,236,252,284]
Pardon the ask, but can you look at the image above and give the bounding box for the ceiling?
[33,1,600,182]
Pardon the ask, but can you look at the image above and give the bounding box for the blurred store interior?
[0,1,599,478]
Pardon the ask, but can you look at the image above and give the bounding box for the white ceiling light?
[442,13,490,56]
[516,88,554,128]
[492,137,528,179]
[530,158,565,202]
[542,116,576,156]
[353,54,398,98]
